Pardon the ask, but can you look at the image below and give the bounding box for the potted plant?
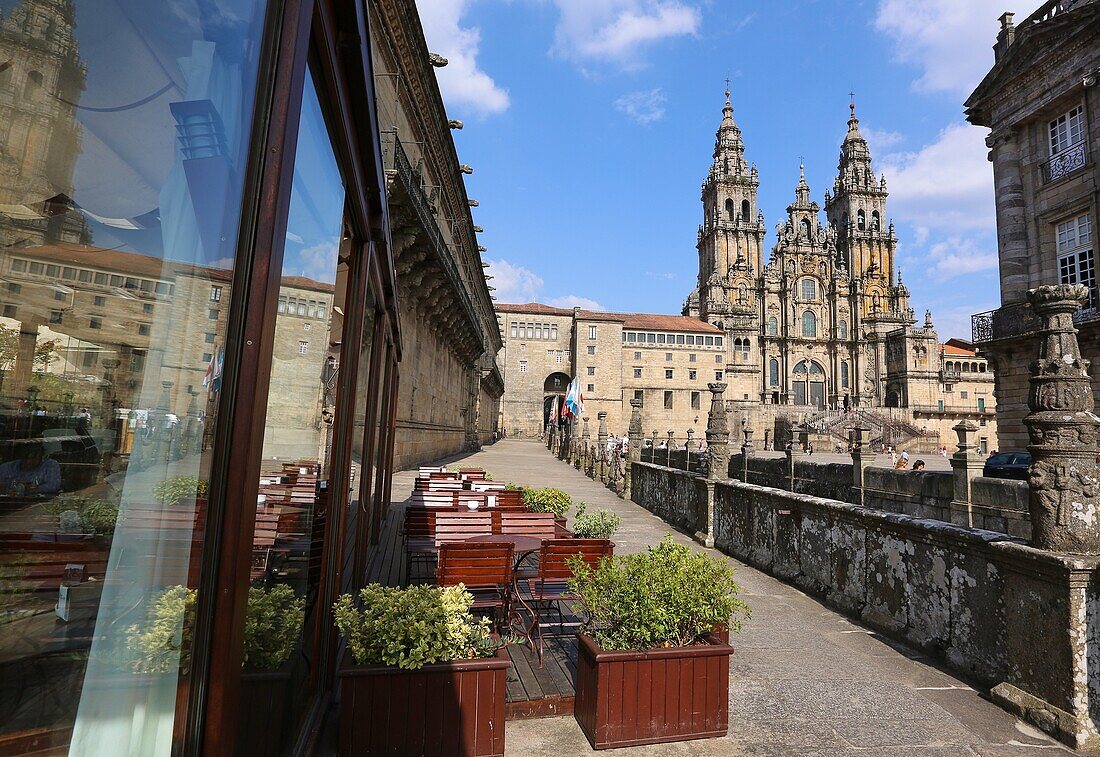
[152,476,209,507]
[568,537,750,749]
[570,503,621,540]
[522,487,572,533]
[334,583,511,757]
[47,493,120,538]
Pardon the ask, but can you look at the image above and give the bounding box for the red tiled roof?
[495,302,575,316]
[941,343,977,356]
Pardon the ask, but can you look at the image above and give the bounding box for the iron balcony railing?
[1043,141,1089,184]
[973,287,1100,342]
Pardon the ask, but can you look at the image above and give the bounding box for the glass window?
[519,360,528,373]
[689,369,697,380]
[767,316,778,336]
[298,340,309,354]
[510,323,517,338]
[665,369,673,379]
[10,258,26,272]
[716,371,723,380]
[801,278,816,301]
[664,390,673,409]
[704,336,714,346]
[715,336,723,347]
[646,333,655,344]
[1058,214,1095,290]
[210,285,222,302]
[634,367,642,378]
[586,366,595,376]
[769,358,779,386]
[691,391,700,409]
[0,0,268,752]
[627,332,636,343]
[689,353,696,362]
[802,310,817,337]
[841,361,850,388]
[587,346,595,355]
[665,352,672,361]
[550,325,557,339]
[1050,104,1085,155]
[656,333,665,343]
[588,325,596,340]
[676,334,685,344]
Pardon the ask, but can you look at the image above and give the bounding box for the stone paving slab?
[395,440,1069,756]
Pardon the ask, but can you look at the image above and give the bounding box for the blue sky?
[416,0,1013,341]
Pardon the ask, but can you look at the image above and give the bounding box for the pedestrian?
[834,443,842,454]
[807,443,814,455]
[889,448,897,467]
[895,450,910,470]
[912,459,926,471]
[939,444,948,457]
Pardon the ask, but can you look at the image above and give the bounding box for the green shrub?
[333,584,497,669]
[128,584,305,674]
[47,494,119,536]
[571,503,621,540]
[504,482,525,492]
[568,536,750,651]
[522,487,572,517]
[153,476,209,506]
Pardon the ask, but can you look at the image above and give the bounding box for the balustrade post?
[849,424,872,506]
[741,420,754,483]
[948,420,984,526]
[624,398,643,499]
[1024,284,1100,552]
[698,382,730,548]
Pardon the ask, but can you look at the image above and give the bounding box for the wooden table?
[466,534,544,643]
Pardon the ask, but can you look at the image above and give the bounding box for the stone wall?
[630,461,1100,750]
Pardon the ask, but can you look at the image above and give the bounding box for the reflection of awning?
[79,206,159,230]
[0,204,45,220]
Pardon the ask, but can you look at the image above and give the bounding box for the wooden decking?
[365,499,579,720]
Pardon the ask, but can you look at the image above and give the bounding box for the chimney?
[994,12,1015,61]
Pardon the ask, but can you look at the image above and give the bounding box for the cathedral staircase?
[804,409,938,453]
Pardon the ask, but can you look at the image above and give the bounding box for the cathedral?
[684,91,942,413]
[496,91,997,453]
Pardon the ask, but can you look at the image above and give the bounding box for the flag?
[203,347,225,393]
[548,395,559,423]
[564,377,585,419]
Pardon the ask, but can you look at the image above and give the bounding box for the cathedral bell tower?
[693,87,766,325]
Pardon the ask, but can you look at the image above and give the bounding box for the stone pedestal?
[949,420,985,527]
[700,382,729,547]
[740,423,754,483]
[625,398,643,499]
[1024,284,1100,553]
[849,424,872,507]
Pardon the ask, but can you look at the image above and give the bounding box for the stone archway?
[543,372,570,430]
[792,360,826,409]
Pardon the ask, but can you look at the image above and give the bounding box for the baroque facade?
[498,92,999,452]
[966,0,1100,451]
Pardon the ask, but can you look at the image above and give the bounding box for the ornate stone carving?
[1024,284,1100,552]
[705,382,730,479]
[627,398,643,461]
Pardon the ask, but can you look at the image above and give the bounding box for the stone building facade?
[967,0,1100,451]
[498,92,998,451]
[370,0,503,469]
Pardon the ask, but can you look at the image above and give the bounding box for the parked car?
[983,451,1031,480]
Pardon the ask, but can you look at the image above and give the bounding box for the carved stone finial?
[706,382,730,479]
[1024,284,1100,553]
[597,411,609,448]
[582,416,591,440]
[627,399,643,461]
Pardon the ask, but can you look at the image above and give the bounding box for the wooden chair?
[493,489,524,508]
[402,507,438,582]
[499,511,556,540]
[437,542,514,628]
[456,492,489,510]
[433,511,492,545]
[524,539,614,663]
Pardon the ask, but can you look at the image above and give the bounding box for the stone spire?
[838,100,874,188]
[794,160,812,207]
[710,86,748,178]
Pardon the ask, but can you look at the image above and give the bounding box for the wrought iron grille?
[1043,142,1088,183]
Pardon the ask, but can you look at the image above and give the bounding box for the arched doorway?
[543,372,570,430]
[792,360,826,409]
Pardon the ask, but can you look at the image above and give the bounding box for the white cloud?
[416,0,510,117]
[645,271,675,280]
[920,235,998,281]
[296,238,338,283]
[550,0,700,67]
[547,295,607,310]
[485,258,543,302]
[874,0,1005,97]
[733,12,756,31]
[861,126,904,153]
[879,122,994,234]
[615,88,667,124]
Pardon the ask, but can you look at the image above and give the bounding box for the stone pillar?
[685,428,696,454]
[949,420,985,526]
[786,422,804,492]
[597,411,609,480]
[1024,284,1100,553]
[849,424,872,507]
[666,429,674,468]
[624,398,643,499]
[697,383,730,548]
[990,129,1030,306]
[740,421,754,483]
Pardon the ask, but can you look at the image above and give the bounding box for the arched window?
[801,310,817,338]
[793,360,826,408]
[871,210,880,230]
[800,218,811,237]
[857,209,866,230]
[725,198,735,221]
[23,69,41,100]
[769,358,780,386]
[800,278,816,302]
[741,199,750,220]
[838,319,848,340]
[739,339,750,360]
[767,316,778,336]
[841,361,849,388]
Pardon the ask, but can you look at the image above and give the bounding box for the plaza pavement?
[396,439,1068,756]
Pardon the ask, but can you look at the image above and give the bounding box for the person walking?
[889,447,897,468]
[896,450,910,470]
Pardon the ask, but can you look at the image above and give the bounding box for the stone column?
[696,383,730,548]
[740,421,755,483]
[849,424,872,507]
[786,422,804,492]
[949,420,985,526]
[991,129,1030,306]
[579,417,590,471]
[624,398,643,499]
[666,429,675,468]
[597,411,609,481]
[1024,284,1100,552]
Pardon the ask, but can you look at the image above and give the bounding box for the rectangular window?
[10,258,26,272]
[308,300,317,317]
[556,351,563,364]
[155,282,170,295]
[317,303,326,321]
[587,346,595,355]
[627,332,636,343]
[551,325,558,339]
[587,383,594,393]
[634,351,641,360]
[78,269,91,282]
[691,392,700,409]
[543,326,550,340]
[46,264,59,277]
[715,371,723,381]
[89,317,101,329]
[634,367,642,378]
[209,309,219,320]
[82,350,98,369]
[210,285,222,302]
[1057,214,1095,292]
[49,309,63,324]
[664,390,673,409]
[634,389,644,405]
[587,366,595,376]
[961,390,969,399]
[6,282,19,294]
[298,340,309,355]
[205,332,215,344]
[2,305,15,318]
[62,266,76,279]
[526,326,534,338]
[665,352,673,361]
[1050,104,1085,155]
[139,280,152,292]
[278,297,287,313]
[93,271,106,284]
[705,336,714,346]
[54,289,66,301]
[202,352,213,363]
[31,262,44,275]
[686,335,695,345]
[298,301,308,316]
[656,333,665,343]
[715,336,723,347]
[646,333,655,344]
[510,323,518,338]
[143,303,154,314]
[689,369,697,380]
[519,360,528,373]
[716,355,723,363]
[588,325,597,340]
[690,353,697,362]
[665,369,673,379]
[93,295,105,307]
[138,324,150,336]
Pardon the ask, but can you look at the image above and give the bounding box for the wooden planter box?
[237,666,292,757]
[338,647,510,756]
[574,632,733,750]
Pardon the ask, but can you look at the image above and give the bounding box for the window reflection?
[0,0,266,752]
